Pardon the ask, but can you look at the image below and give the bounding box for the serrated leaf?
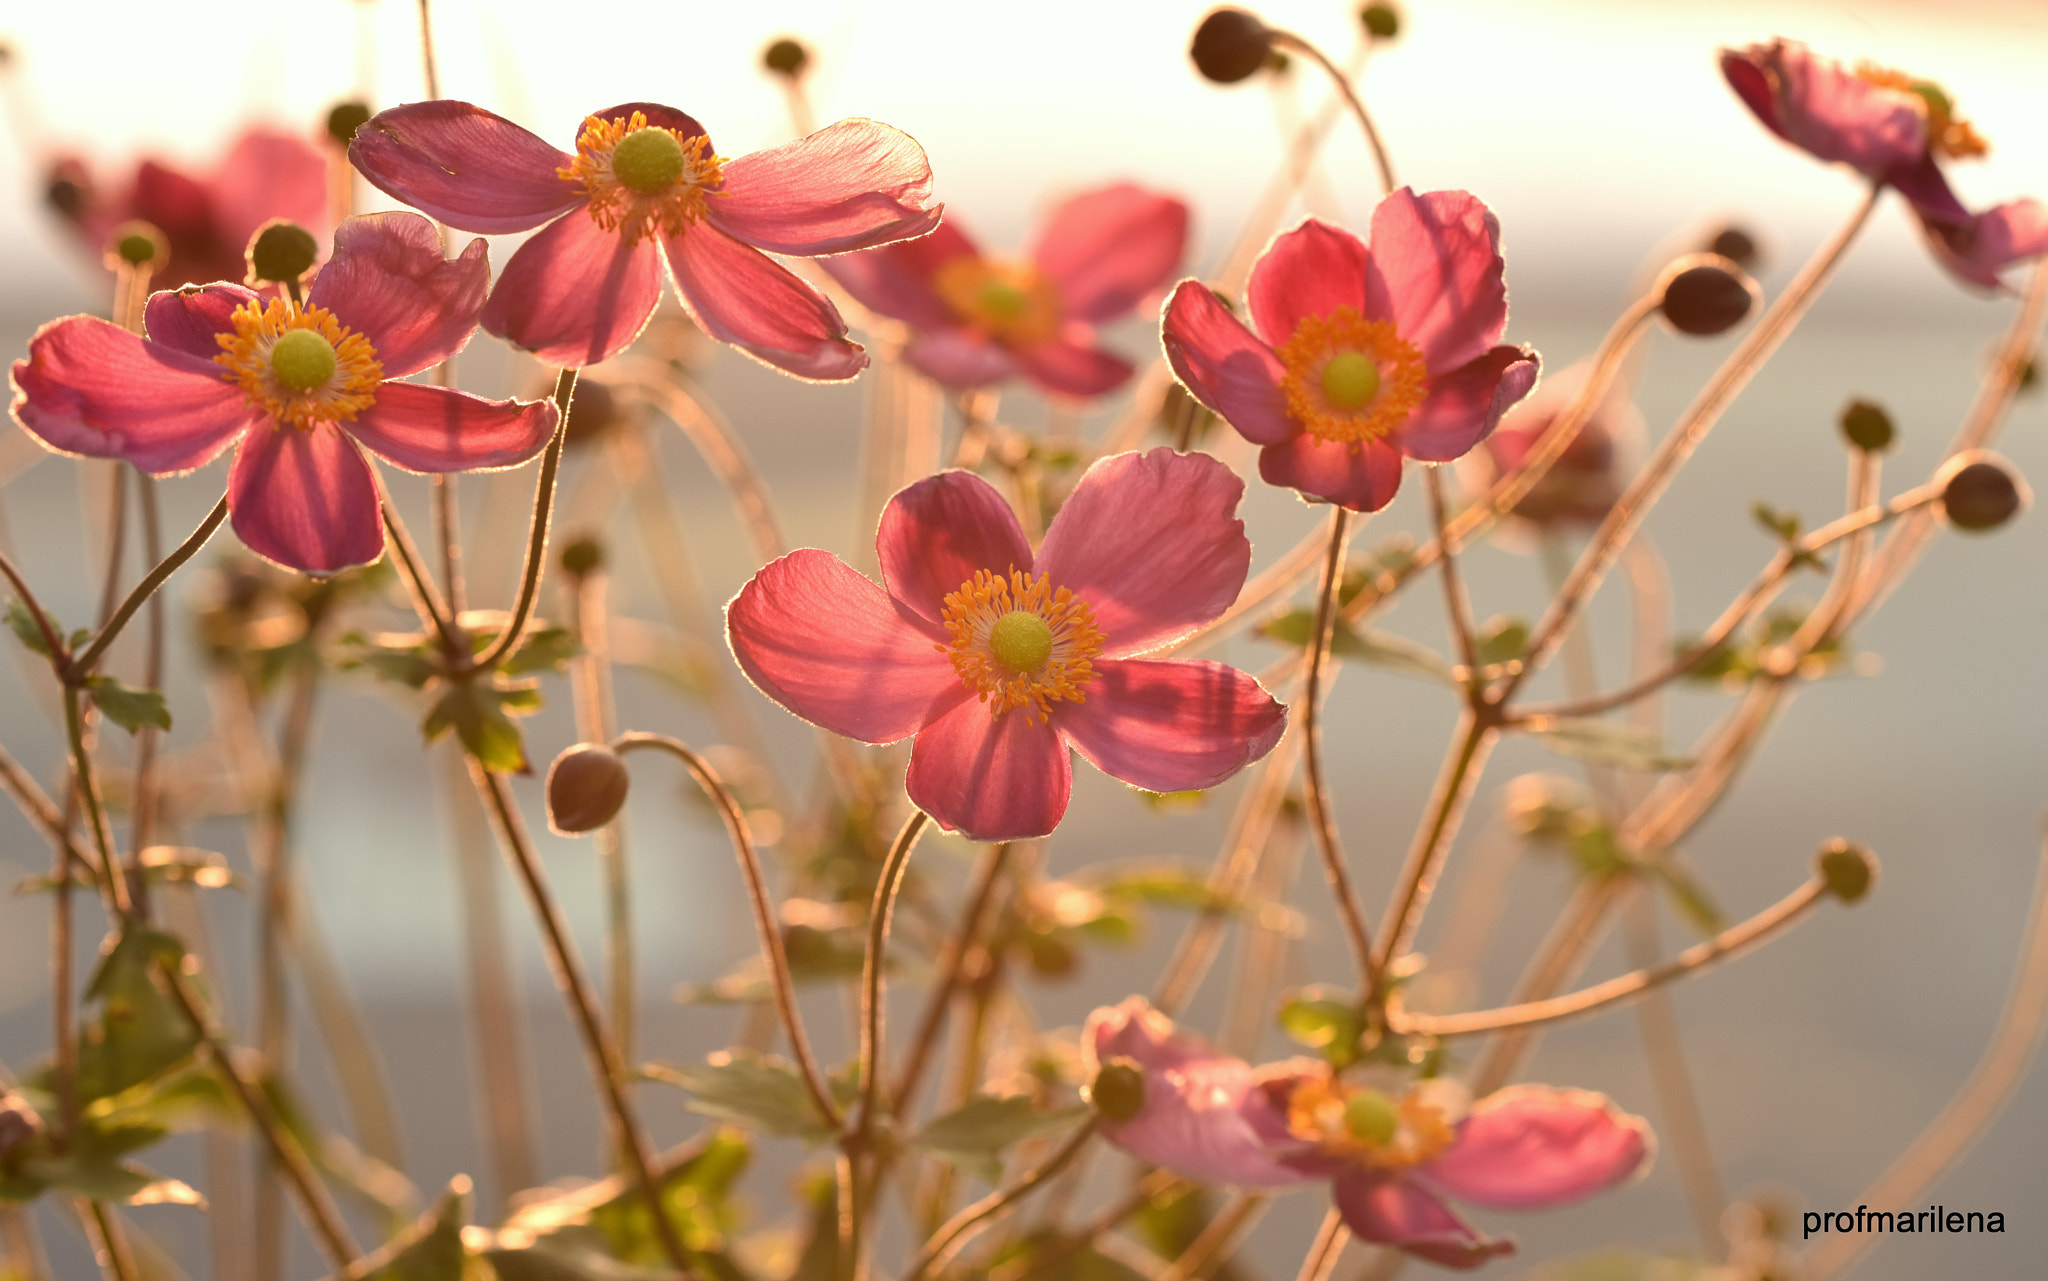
[73,928,200,1103]
[340,1182,471,1281]
[5,598,61,658]
[1474,616,1529,667]
[87,676,171,734]
[1528,718,1691,771]
[344,642,440,690]
[1278,987,1363,1068]
[913,1095,1088,1182]
[423,679,541,774]
[499,625,581,677]
[1750,501,1801,543]
[643,1053,834,1142]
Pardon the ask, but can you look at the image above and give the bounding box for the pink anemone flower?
[348,100,941,377]
[1161,189,1539,513]
[726,448,1286,841]
[1459,359,1641,541]
[1721,39,2048,288]
[823,182,1189,398]
[1084,999,1653,1270]
[10,212,560,575]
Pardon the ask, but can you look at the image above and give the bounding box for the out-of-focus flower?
[348,100,941,376]
[46,128,330,289]
[1720,39,2048,288]
[825,183,1188,398]
[1084,999,1652,1270]
[1162,189,1538,512]
[726,449,1285,841]
[1459,360,1640,537]
[11,213,558,574]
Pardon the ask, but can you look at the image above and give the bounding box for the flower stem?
[379,496,466,659]
[474,368,577,673]
[0,548,65,666]
[1299,507,1377,997]
[1293,1208,1348,1281]
[1372,708,1497,994]
[903,1119,1099,1281]
[73,495,228,678]
[890,841,1015,1116]
[1267,31,1395,196]
[82,1201,138,1281]
[1424,467,1481,679]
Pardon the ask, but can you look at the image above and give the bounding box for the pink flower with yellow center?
[824,183,1189,397]
[725,449,1287,841]
[347,100,942,376]
[1084,999,1653,1271]
[1721,39,2048,288]
[1161,189,1540,513]
[9,212,559,575]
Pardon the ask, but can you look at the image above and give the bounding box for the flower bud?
[326,100,372,146]
[1085,1057,1147,1121]
[46,173,88,220]
[545,744,631,834]
[107,220,167,271]
[1937,452,2029,533]
[558,535,604,579]
[1657,254,1759,336]
[0,1088,42,1166]
[763,37,810,78]
[1706,225,1759,270]
[1359,3,1400,39]
[1190,8,1273,85]
[1816,838,1877,904]
[246,219,319,287]
[1838,399,1895,453]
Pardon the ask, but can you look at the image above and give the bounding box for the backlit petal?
[227,423,383,574]
[1161,280,1295,446]
[311,212,491,377]
[821,219,979,331]
[1258,434,1405,513]
[143,283,258,360]
[1057,658,1285,793]
[349,101,582,235]
[210,128,331,251]
[709,118,942,256]
[346,382,558,474]
[1012,333,1133,398]
[665,225,866,381]
[876,469,1033,625]
[1720,40,1926,178]
[1332,1170,1515,1271]
[11,315,253,474]
[906,699,1070,841]
[902,329,1017,389]
[1029,183,1188,325]
[1419,1086,1653,1211]
[480,209,664,369]
[1247,218,1369,345]
[1919,197,2048,289]
[1363,189,1509,374]
[1388,345,1539,462]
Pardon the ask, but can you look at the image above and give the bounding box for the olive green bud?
[1838,399,1895,453]
[763,37,810,78]
[107,220,167,270]
[1086,1057,1147,1122]
[1816,838,1877,904]
[246,219,320,287]
[1706,225,1759,270]
[327,101,372,146]
[1190,8,1273,85]
[1657,253,1758,337]
[1359,3,1400,39]
[545,744,631,834]
[558,535,604,579]
[1936,452,2029,533]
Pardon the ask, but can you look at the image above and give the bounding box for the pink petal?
[209,128,331,252]
[1161,280,1294,446]
[1419,1085,1652,1211]
[345,383,558,474]
[227,423,383,574]
[143,283,259,360]
[1036,448,1251,656]
[1057,658,1284,793]
[1888,152,1972,228]
[120,159,229,287]
[1259,434,1405,513]
[708,118,942,256]
[1721,40,1926,178]
[587,101,711,140]
[480,209,664,369]
[726,549,963,744]
[905,698,1071,841]
[1388,345,1539,462]
[820,219,979,330]
[1028,183,1189,325]
[903,329,1018,389]
[876,470,1033,625]
[1247,218,1368,346]
[1332,1170,1515,1271]
[664,225,866,381]
[349,101,582,235]
[11,315,254,474]
[1919,197,2048,289]
[1012,332,1133,398]
[1363,189,1509,374]
[310,212,490,378]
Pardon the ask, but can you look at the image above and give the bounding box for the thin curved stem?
[1300,508,1377,996]
[1372,710,1496,988]
[620,367,788,563]
[1267,31,1395,196]
[380,495,465,659]
[903,1119,1100,1281]
[851,809,931,1136]
[74,495,227,677]
[1424,468,1480,678]
[0,547,65,664]
[474,368,577,672]
[1293,1208,1348,1281]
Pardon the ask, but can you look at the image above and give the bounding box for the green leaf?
[73,928,200,1103]
[643,1053,835,1142]
[1473,616,1529,667]
[913,1095,1088,1182]
[1257,611,1455,684]
[87,676,171,734]
[969,1228,1152,1281]
[785,1168,840,1281]
[423,679,541,774]
[340,1182,471,1281]
[4,598,62,659]
[1278,986,1364,1068]
[339,633,440,690]
[1646,859,1724,935]
[1135,1185,1250,1281]
[1528,718,1691,771]
[1751,501,1801,543]
[498,625,582,677]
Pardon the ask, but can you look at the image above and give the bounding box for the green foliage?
[911,1094,1088,1182]
[422,679,543,774]
[87,674,171,733]
[1278,986,1364,1068]
[1258,609,1456,684]
[1527,717,1691,771]
[5,598,83,659]
[1134,1183,1250,1281]
[643,1053,838,1142]
[340,1183,473,1281]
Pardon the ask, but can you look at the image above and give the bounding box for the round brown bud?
[1937,452,2029,533]
[246,219,320,286]
[545,744,631,834]
[1706,225,1759,270]
[1816,838,1877,904]
[1190,8,1273,85]
[561,377,620,446]
[763,37,810,78]
[558,534,604,579]
[1657,254,1759,336]
[1085,1057,1147,1122]
[326,101,372,146]
[1359,3,1400,39]
[107,220,167,270]
[1838,398,1895,453]
[46,174,88,220]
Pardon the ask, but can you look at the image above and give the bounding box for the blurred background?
[0,0,2045,1277]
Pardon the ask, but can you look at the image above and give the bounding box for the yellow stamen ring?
[937,568,1104,723]
[560,110,727,245]
[933,256,1063,346]
[1275,306,1428,446]
[214,298,382,428]
[1854,62,1989,160]
[1283,1073,1459,1170]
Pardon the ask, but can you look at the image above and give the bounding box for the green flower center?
[1343,1089,1401,1147]
[611,128,687,195]
[979,280,1029,322]
[1321,350,1381,409]
[988,610,1054,674]
[270,328,337,392]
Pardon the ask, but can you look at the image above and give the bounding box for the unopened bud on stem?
[1936,451,2028,533]
[1657,253,1759,336]
[1838,399,1895,453]
[1085,1057,1147,1121]
[327,101,372,146]
[546,743,631,834]
[763,37,810,78]
[1816,839,1877,903]
[1191,8,1274,84]
[247,219,319,287]
[107,220,167,271]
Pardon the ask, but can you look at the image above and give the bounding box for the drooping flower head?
[10,212,559,574]
[1720,39,2048,287]
[1162,189,1539,513]
[1084,999,1653,1270]
[348,101,942,376]
[1460,359,1641,539]
[825,183,1189,398]
[726,449,1286,841]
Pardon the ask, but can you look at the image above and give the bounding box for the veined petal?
[1012,332,1133,399]
[210,128,331,252]
[143,283,258,360]
[227,423,384,574]
[1888,152,1972,228]
[1332,1170,1515,1271]
[906,698,1071,841]
[480,210,665,369]
[1364,189,1509,374]
[903,329,1018,389]
[1028,183,1189,325]
[1259,434,1405,513]
[349,101,582,235]
[588,101,710,139]
[346,383,558,474]
[1161,280,1295,446]
[708,118,941,256]
[876,470,1033,625]
[727,549,961,744]
[665,225,866,381]
[820,219,979,331]
[1057,658,1284,793]
[1247,218,1369,346]
[311,212,491,378]
[1720,40,1926,178]
[1420,1086,1653,1211]
[1919,197,2048,289]
[1388,345,1539,462]
[12,315,253,475]
[1037,448,1252,656]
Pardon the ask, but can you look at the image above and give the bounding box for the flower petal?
[209,128,331,252]
[227,423,384,574]
[1389,345,1539,462]
[480,209,664,369]
[1419,1085,1653,1211]
[143,283,258,360]
[1247,218,1368,345]
[876,469,1034,624]
[1161,280,1295,446]
[346,382,558,474]
[1028,184,1189,325]
[11,315,254,474]
[1035,448,1252,656]
[708,118,942,257]
[905,699,1070,841]
[1012,332,1133,398]
[665,225,866,381]
[1720,40,1926,178]
[588,101,711,139]
[1332,1170,1515,1270]
[726,549,962,744]
[903,329,1018,388]
[349,101,582,235]
[820,219,979,330]
[310,212,490,378]
[1888,152,1972,228]
[1258,434,1405,513]
[1364,189,1510,374]
[1057,658,1284,792]
[1919,197,2048,289]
